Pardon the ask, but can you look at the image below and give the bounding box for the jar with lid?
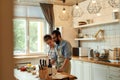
[88,48,94,58]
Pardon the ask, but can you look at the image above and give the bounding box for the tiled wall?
[73,0,120,59]
[81,22,120,59]
[81,22,120,50]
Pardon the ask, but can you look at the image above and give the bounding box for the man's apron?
[56,45,71,74]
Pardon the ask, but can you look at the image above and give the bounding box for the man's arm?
[57,58,69,72]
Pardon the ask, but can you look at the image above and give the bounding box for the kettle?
[88,49,94,58]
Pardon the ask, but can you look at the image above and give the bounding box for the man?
[51,30,72,74]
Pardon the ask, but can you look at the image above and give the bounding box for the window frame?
[13,17,46,56]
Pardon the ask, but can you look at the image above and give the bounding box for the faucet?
[109,48,120,60]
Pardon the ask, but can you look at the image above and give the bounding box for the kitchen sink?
[100,60,111,63]
[109,60,120,62]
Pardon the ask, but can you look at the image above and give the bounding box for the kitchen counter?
[72,56,120,67]
[14,67,77,80]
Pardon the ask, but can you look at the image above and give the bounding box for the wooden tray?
[39,68,77,80]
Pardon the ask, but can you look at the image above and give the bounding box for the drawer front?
[109,66,120,78]
[83,62,91,66]
[109,76,120,80]
[109,71,120,77]
[92,63,108,68]
[109,66,120,72]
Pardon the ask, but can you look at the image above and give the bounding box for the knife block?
[39,66,57,80]
[39,67,53,80]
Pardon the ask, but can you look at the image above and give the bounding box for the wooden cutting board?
[52,73,68,79]
[39,68,77,80]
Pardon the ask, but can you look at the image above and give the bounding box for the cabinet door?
[83,62,91,80]
[109,66,120,80]
[109,77,120,80]
[71,60,75,75]
[92,64,108,80]
[75,60,83,80]
[71,60,83,80]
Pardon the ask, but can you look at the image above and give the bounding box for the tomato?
[20,66,26,71]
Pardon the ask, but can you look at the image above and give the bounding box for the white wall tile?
[79,23,120,59]
[73,0,120,58]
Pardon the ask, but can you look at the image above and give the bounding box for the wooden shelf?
[75,38,103,41]
[74,19,120,28]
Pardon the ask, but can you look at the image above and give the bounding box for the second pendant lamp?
[59,0,69,21]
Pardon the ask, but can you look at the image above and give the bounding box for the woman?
[43,34,57,66]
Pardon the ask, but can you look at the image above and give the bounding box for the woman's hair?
[44,34,52,42]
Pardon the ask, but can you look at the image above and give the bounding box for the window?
[13,19,26,54]
[13,5,49,55]
[13,18,47,55]
[29,20,44,53]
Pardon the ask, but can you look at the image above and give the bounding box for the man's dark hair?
[52,29,61,37]
[44,34,52,42]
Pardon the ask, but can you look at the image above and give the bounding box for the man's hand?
[57,67,64,72]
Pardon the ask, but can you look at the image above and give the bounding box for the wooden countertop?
[39,68,77,80]
[72,56,120,67]
[14,66,77,80]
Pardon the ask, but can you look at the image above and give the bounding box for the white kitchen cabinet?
[83,62,92,80]
[71,60,76,75]
[71,59,120,80]
[109,66,120,80]
[109,77,120,80]
[71,60,83,80]
[92,64,109,80]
